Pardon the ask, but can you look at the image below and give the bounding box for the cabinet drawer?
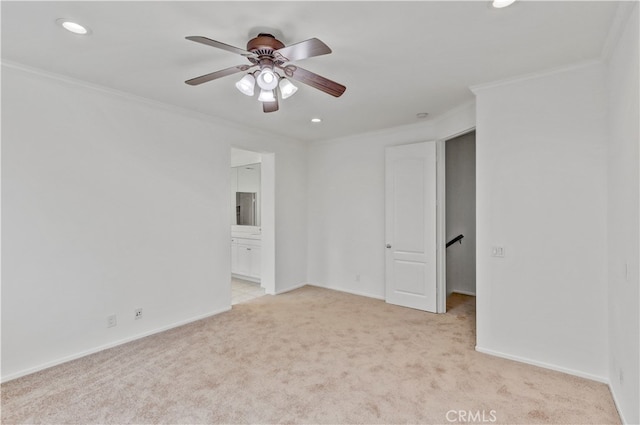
[234,237,261,248]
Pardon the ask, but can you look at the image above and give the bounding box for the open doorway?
[230,147,275,305]
[444,130,476,309]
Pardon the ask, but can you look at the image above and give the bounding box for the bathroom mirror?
[236,192,257,226]
[230,162,261,226]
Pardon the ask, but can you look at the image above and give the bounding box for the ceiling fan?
[185,33,346,113]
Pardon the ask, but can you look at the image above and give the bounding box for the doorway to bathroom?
[230,147,275,304]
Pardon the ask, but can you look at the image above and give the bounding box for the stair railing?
[446,234,464,248]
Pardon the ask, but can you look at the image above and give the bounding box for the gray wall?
[445,131,476,297]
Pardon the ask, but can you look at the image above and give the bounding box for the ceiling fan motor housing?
[247,33,285,56]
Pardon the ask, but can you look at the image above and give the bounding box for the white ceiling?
[1,1,619,142]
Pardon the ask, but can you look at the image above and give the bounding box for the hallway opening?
[445,130,476,302]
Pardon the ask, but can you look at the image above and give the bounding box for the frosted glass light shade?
[258,89,275,102]
[256,68,278,90]
[235,74,255,96]
[279,78,298,99]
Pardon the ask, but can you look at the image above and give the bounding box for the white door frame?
[435,126,477,313]
[436,139,447,313]
[259,153,276,295]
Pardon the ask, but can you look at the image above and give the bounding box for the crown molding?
[469,59,602,94]
[430,99,475,126]
[1,60,302,146]
[470,2,639,94]
[309,98,477,147]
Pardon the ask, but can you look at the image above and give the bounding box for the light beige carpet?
[1,286,620,424]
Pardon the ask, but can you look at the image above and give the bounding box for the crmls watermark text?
[446,409,498,423]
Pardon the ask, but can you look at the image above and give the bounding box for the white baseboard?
[608,382,629,425]
[272,282,385,301]
[1,306,231,383]
[231,273,260,283]
[475,346,608,384]
[309,283,385,300]
[452,290,476,296]
[274,282,308,295]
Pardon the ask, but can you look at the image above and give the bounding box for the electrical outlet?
[491,246,505,257]
[107,314,117,328]
[356,274,361,282]
[134,308,143,320]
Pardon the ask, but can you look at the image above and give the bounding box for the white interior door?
[385,141,437,312]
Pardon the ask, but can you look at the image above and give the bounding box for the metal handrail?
[446,234,464,248]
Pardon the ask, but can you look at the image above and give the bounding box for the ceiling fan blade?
[275,38,332,62]
[263,97,279,113]
[186,36,257,58]
[279,65,346,98]
[185,64,255,86]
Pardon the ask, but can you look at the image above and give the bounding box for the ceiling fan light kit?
[256,67,278,90]
[185,32,346,113]
[279,78,298,99]
[258,89,276,103]
[235,74,256,96]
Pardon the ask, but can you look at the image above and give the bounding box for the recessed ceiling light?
[492,0,516,8]
[416,112,429,119]
[56,18,91,35]
[311,118,322,123]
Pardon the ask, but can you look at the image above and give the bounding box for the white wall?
[473,63,608,380]
[1,64,308,380]
[230,148,262,167]
[605,3,639,423]
[307,104,475,299]
[445,131,476,297]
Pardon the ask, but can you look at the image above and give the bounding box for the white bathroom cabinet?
[231,237,261,282]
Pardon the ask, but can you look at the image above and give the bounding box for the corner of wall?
[604,2,640,424]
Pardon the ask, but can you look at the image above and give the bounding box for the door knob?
[386,244,392,249]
